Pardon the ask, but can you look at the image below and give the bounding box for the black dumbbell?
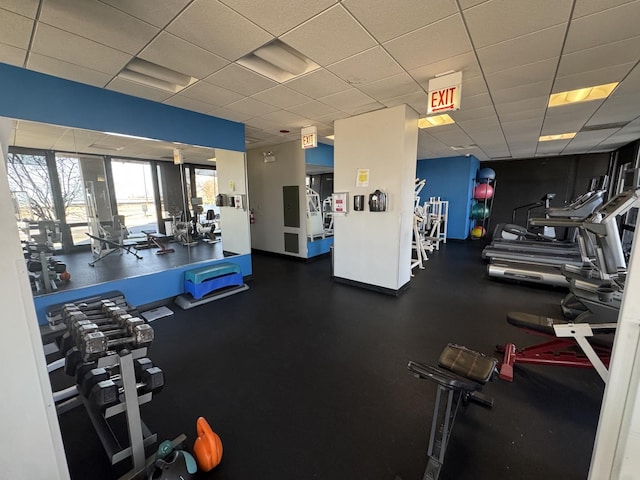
[59,314,140,355]
[78,357,153,395]
[88,366,164,410]
[79,324,155,361]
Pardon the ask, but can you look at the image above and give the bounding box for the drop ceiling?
[1,0,640,161]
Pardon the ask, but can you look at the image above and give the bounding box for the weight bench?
[175,262,249,309]
[408,344,497,480]
[497,312,615,383]
[142,231,174,255]
[86,232,143,266]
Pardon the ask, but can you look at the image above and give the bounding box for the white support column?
[333,105,418,292]
[0,118,70,479]
[589,212,640,479]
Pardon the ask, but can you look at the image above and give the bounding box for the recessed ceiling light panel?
[539,132,576,142]
[418,114,455,128]
[237,40,320,83]
[548,82,618,107]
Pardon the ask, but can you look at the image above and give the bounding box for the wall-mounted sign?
[356,168,370,187]
[301,125,318,149]
[427,71,462,115]
[333,192,348,215]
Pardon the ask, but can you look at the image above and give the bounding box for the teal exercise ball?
[471,203,490,219]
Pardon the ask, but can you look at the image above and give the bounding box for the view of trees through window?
[7,152,56,221]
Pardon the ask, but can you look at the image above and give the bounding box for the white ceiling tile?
[460,75,489,98]
[495,96,549,115]
[458,0,490,9]
[219,0,337,36]
[244,116,283,132]
[542,102,605,134]
[0,9,34,49]
[565,130,620,150]
[259,110,312,128]
[460,93,492,110]
[502,118,544,136]
[476,25,565,73]
[536,140,571,155]
[99,0,191,28]
[281,4,376,66]
[251,86,312,109]
[163,95,217,114]
[553,63,635,93]
[408,52,480,85]
[457,115,501,132]
[558,36,640,78]
[224,97,280,117]
[179,79,244,106]
[348,102,385,116]
[314,110,350,124]
[451,106,495,122]
[167,0,274,60]
[358,73,422,102]
[564,1,640,53]
[342,0,458,43]
[40,0,159,55]
[384,14,470,71]
[318,88,375,113]
[204,64,278,96]
[327,47,403,86]
[0,0,39,17]
[285,69,351,97]
[486,58,558,92]
[572,0,635,18]
[208,107,253,123]
[382,91,428,115]
[287,100,341,119]
[32,24,131,74]
[615,63,640,95]
[28,53,112,87]
[107,77,174,102]
[588,93,640,125]
[139,32,229,80]
[491,80,553,105]
[0,43,26,66]
[463,0,572,48]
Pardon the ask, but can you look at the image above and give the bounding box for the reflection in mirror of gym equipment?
[23,220,71,292]
[85,181,143,267]
[307,187,334,242]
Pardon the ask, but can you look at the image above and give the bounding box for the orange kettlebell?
[193,416,223,472]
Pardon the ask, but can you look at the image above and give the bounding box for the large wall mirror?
[6,118,248,297]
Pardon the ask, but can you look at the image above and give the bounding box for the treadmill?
[487,189,639,287]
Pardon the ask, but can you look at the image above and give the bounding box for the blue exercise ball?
[477,168,496,184]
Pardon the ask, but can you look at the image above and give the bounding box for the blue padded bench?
[184,262,243,300]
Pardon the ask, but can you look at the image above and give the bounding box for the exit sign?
[301,126,317,149]
[427,71,462,115]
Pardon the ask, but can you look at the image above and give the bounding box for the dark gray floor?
[52,242,604,479]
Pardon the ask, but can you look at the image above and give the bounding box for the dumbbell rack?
[81,348,157,479]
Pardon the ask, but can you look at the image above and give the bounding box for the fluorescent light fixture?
[539,132,576,142]
[418,114,455,128]
[104,132,158,142]
[548,82,618,107]
[207,157,216,162]
[237,40,319,83]
[118,58,196,93]
[325,134,335,140]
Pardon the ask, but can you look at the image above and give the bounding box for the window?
[111,159,157,233]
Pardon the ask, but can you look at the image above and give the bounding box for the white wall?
[246,141,307,257]
[333,105,418,291]
[589,210,640,479]
[0,117,70,478]
[216,148,251,255]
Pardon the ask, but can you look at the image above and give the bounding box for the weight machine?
[85,181,142,266]
[306,187,325,242]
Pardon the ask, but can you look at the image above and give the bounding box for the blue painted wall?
[0,62,245,152]
[33,255,252,325]
[416,156,480,240]
[305,143,334,167]
[307,236,334,258]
